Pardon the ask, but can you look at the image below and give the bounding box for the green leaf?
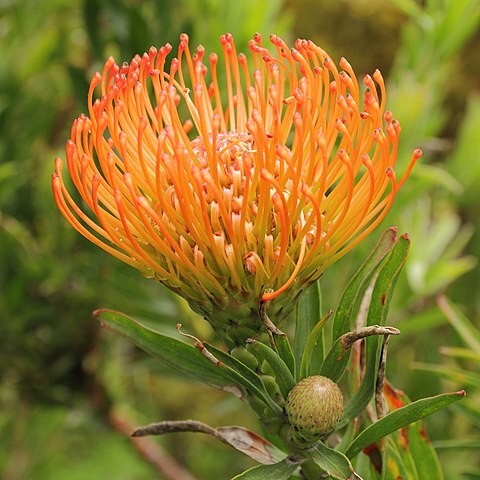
[407,418,443,480]
[96,309,231,385]
[396,306,447,335]
[274,334,296,378]
[295,281,322,379]
[310,441,361,480]
[463,467,480,480]
[439,346,480,363]
[453,402,480,428]
[96,309,280,415]
[321,229,397,384]
[335,418,357,454]
[339,235,410,428]
[379,383,444,480]
[412,362,480,389]
[383,437,416,480]
[83,0,103,55]
[300,310,333,379]
[433,438,480,450]
[345,390,466,459]
[364,234,410,330]
[423,256,477,295]
[246,340,296,399]
[438,295,480,353]
[332,228,397,341]
[231,458,298,479]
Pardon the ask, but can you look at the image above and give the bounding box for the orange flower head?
[52,33,420,345]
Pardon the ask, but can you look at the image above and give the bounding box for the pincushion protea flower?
[52,33,420,346]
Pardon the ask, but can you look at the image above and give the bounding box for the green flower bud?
[285,375,343,440]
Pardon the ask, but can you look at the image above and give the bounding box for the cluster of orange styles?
[52,33,421,346]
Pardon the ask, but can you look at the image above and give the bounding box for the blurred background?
[1,0,479,478]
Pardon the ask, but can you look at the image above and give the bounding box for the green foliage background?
[0,0,479,478]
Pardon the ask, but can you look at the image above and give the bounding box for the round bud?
[285,375,343,440]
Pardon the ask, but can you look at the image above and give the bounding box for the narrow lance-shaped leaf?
[345,390,466,459]
[433,439,480,450]
[259,300,295,375]
[294,281,322,379]
[438,295,480,353]
[300,310,333,379]
[339,235,410,427]
[231,458,299,480]
[215,427,287,466]
[320,229,397,383]
[439,346,480,363]
[96,309,280,414]
[332,227,397,341]
[274,333,296,378]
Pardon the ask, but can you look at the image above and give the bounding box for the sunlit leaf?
[379,384,444,480]
[384,437,416,480]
